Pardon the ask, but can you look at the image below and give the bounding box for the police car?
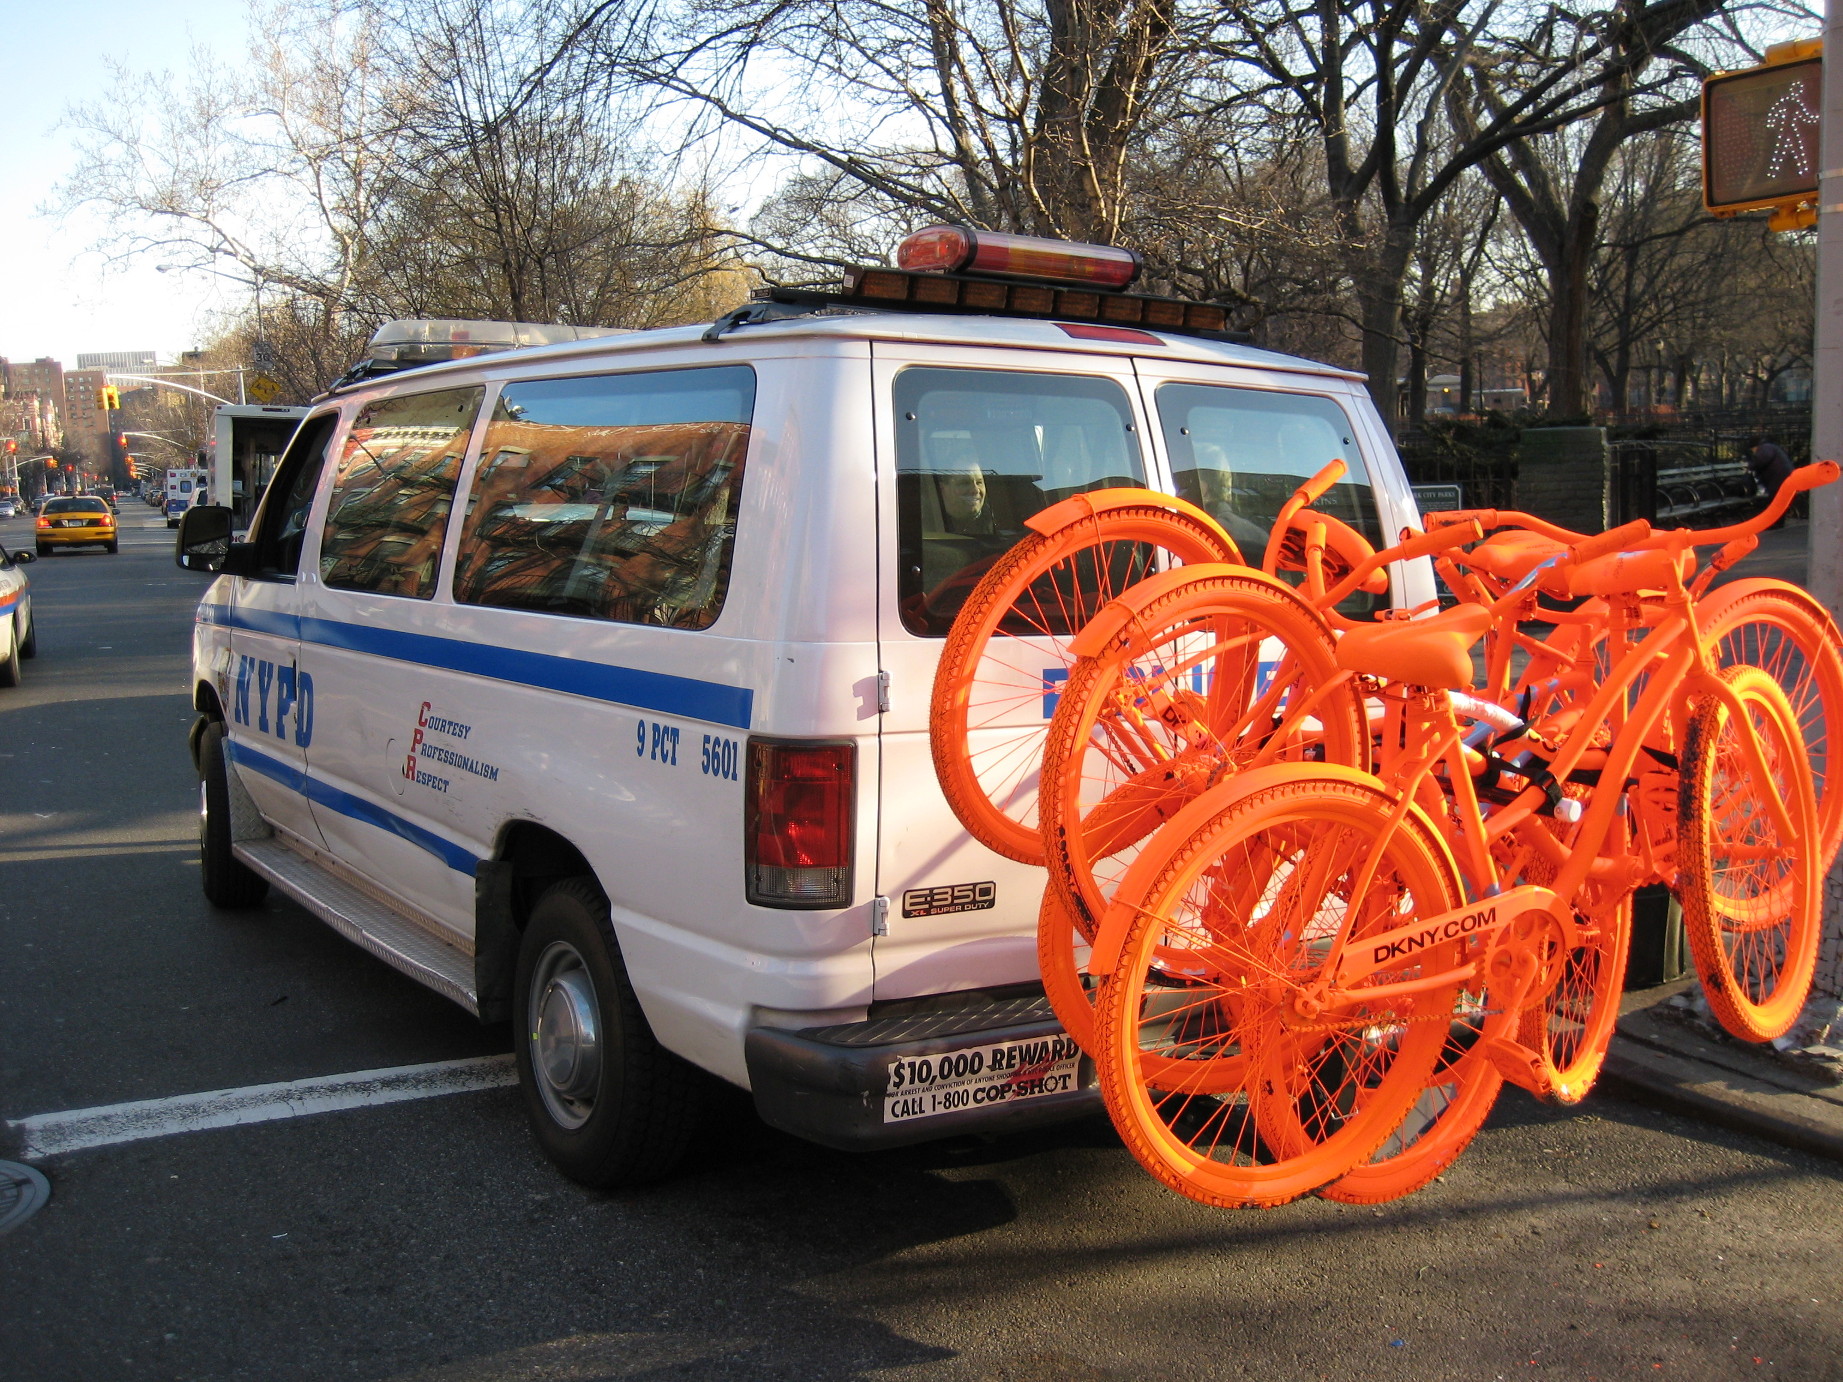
[0,536,35,688]
[176,230,1436,1188]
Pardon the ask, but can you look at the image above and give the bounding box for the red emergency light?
[897,226,1141,290]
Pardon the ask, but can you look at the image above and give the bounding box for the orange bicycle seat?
[1541,547,1693,599]
[1458,529,1566,583]
[1335,602,1494,689]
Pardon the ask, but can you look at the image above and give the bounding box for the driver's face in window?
[940,465,987,525]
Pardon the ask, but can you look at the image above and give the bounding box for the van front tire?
[513,878,705,1188]
[198,721,270,909]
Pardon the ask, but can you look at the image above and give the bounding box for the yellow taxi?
[36,495,119,555]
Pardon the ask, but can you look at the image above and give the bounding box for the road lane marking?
[7,1054,516,1160]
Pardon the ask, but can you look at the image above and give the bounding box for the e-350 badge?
[902,881,997,918]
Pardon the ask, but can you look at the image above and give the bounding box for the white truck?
[209,404,310,531]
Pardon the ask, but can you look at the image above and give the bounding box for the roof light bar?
[363,318,628,367]
[830,268,1231,335]
[897,226,1141,290]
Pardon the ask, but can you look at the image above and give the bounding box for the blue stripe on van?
[0,590,20,617]
[201,603,753,728]
[227,740,481,875]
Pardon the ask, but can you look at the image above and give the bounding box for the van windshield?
[894,367,1144,636]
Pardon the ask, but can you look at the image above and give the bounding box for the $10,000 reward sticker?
[883,1034,1082,1123]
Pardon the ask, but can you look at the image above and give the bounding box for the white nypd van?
[176,231,1436,1187]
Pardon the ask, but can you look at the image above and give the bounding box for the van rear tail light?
[745,739,855,908]
[897,225,1141,289]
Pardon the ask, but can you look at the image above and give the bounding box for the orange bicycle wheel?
[1497,814,1632,1103]
[931,504,1236,864]
[1516,896,1631,1101]
[1700,580,1843,866]
[1096,769,1463,1208]
[1040,572,1362,940]
[1038,883,1097,1055]
[1680,665,1821,1042]
[1319,806,1547,1203]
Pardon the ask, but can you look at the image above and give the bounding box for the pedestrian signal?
[1703,41,1822,230]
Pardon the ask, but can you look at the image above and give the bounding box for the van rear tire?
[198,721,270,909]
[513,878,707,1188]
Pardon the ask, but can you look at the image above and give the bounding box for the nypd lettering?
[232,655,313,747]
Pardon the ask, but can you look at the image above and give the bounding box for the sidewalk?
[1590,511,1843,1159]
[1603,977,1843,1163]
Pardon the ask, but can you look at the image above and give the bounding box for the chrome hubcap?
[529,942,601,1130]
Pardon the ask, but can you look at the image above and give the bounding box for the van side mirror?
[175,504,234,572]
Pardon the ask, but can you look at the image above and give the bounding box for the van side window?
[1156,383,1386,616]
[451,365,754,630]
[245,411,340,579]
[318,387,482,598]
[894,367,1145,636]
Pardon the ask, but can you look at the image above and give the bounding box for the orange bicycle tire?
[1680,665,1820,1042]
[1038,883,1097,1055]
[1515,896,1631,1102]
[1699,580,1843,866]
[1040,572,1362,939]
[931,505,1236,864]
[1096,770,1463,1209]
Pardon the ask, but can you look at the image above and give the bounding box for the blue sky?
[0,0,251,368]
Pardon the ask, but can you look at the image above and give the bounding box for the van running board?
[233,837,479,1015]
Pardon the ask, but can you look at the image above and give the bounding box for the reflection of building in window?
[453,419,749,629]
[321,419,474,598]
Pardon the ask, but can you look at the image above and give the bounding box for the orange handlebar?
[1263,458,1349,575]
[1568,518,1653,565]
[1319,519,1485,610]
[1293,458,1348,509]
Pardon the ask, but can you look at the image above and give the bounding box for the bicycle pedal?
[1478,1035,1553,1097]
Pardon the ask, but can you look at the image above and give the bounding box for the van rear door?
[868,341,1162,1000]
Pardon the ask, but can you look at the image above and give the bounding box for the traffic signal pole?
[1806,0,1843,1037]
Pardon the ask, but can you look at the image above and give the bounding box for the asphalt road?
[1,505,1840,1382]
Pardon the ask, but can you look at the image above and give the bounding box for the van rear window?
[1155,383,1386,616]
[451,366,754,630]
[895,367,1145,635]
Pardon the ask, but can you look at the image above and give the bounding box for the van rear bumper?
[743,992,1099,1151]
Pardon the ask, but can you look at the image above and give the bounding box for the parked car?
[0,498,18,519]
[0,538,38,687]
[37,495,119,555]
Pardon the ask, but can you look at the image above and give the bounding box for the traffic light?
[1703,39,1823,230]
[97,386,121,411]
[45,459,57,470]
[118,433,129,450]
[4,439,14,455]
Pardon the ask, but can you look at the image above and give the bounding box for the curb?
[1600,995,1843,1164]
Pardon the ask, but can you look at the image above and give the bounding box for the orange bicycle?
[1084,463,1834,1206]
